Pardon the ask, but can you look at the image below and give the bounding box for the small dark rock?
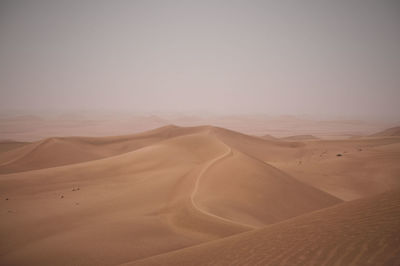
[60,195,64,199]
[5,198,9,201]
[336,153,343,157]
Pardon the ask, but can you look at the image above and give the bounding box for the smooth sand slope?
[0,141,28,154]
[127,189,400,266]
[270,137,400,200]
[0,125,206,174]
[1,125,399,265]
[194,146,340,227]
[215,127,400,200]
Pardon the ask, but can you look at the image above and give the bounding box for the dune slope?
[370,126,400,137]
[0,125,209,174]
[0,141,29,154]
[127,189,400,266]
[195,147,340,227]
[211,126,400,200]
[0,132,249,265]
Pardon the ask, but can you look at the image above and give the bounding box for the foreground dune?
[1,125,399,265]
[127,189,400,266]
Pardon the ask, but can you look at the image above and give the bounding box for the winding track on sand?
[190,144,257,229]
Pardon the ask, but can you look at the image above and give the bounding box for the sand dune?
[127,189,400,266]
[0,125,209,174]
[270,137,400,200]
[260,134,278,140]
[281,134,319,141]
[194,147,340,227]
[1,125,399,265]
[208,127,400,200]
[0,132,240,265]
[0,141,28,154]
[370,126,400,137]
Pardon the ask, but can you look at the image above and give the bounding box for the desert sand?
[1,124,399,265]
[127,188,400,266]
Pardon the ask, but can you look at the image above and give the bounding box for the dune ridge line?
[190,143,257,229]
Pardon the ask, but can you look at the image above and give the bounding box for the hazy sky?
[0,0,399,119]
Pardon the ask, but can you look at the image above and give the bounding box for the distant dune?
[281,134,319,141]
[0,125,205,174]
[260,134,278,140]
[1,125,399,265]
[127,189,400,266]
[0,140,28,154]
[370,126,400,137]
[0,113,390,141]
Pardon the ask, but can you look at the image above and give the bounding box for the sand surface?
[1,124,399,265]
[127,189,400,266]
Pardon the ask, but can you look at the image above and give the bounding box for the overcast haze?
[0,0,399,120]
